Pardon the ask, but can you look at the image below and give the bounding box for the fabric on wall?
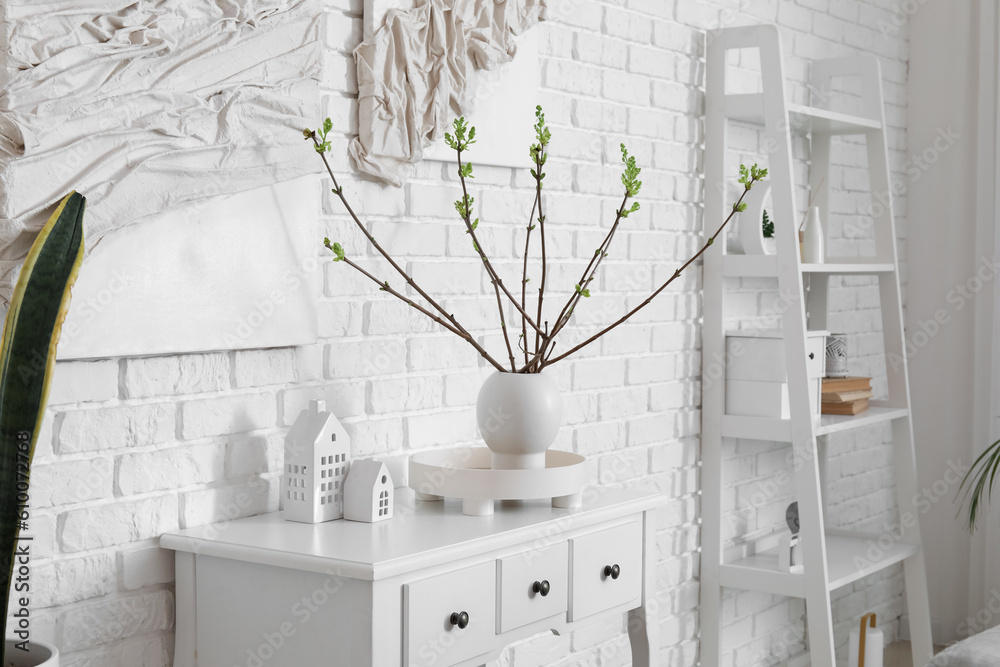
[0,0,321,301]
[350,0,545,185]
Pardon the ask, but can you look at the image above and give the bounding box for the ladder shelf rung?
[721,406,908,441]
[719,533,921,597]
[724,94,883,135]
[722,255,895,278]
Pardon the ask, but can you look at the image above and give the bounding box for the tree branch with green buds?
[307,110,765,374]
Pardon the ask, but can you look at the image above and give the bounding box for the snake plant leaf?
[0,192,85,659]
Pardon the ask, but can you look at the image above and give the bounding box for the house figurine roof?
[285,399,346,456]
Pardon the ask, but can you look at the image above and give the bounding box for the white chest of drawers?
[161,488,665,667]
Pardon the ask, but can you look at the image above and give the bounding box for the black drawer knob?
[809,352,815,360]
[532,580,550,597]
[603,564,621,580]
[449,611,469,629]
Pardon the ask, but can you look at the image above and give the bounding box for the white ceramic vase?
[476,371,562,470]
[802,206,825,264]
[4,640,59,667]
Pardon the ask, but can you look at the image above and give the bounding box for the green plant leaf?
[0,192,85,661]
[575,284,591,298]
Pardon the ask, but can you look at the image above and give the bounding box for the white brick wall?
[19,1,911,665]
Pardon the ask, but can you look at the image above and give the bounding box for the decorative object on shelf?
[848,612,883,667]
[0,192,85,667]
[778,502,803,573]
[821,376,872,415]
[476,372,562,470]
[282,400,351,524]
[802,206,825,263]
[738,182,775,256]
[408,447,586,516]
[725,330,827,418]
[305,111,765,476]
[825,332,849,377]
[343,459,394,523]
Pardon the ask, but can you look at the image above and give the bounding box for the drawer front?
[726,334,827,382]
[569,518,643,621]
[806,335,826,378]
[404,561,496,667]
[498,541,568,633]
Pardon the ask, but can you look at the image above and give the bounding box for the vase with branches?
[304,109,765,468]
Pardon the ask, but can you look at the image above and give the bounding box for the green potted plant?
[304,109,765,468]
[958,438,1000,532]
[0,192,85,667]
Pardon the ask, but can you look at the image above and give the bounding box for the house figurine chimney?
[282,399,351,523]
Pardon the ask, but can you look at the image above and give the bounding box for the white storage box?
[725,330,827,418]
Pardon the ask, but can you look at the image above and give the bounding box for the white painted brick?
[60,495,178,552]
[120,546,175,590]
[123,353,229,399]
[368,375,442,413]
[348,417,405,456]
[225,433,282,477]
[34,553,116,607]
[180,478,276,528]
[117,444,225,495]
[280,384,366,424]
[58,404,175,453]
[49,360,118,405]
[233,348,297,388]
[58,591,173,652]
[406,409,477,449]
[180,394,276,440]
[32,457,113,508]
[327,339,407,378]
[324,12,361,51]
[408,336,480,372]
[602,70,650,105]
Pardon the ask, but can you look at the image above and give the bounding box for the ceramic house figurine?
[282,399,350,523]
[343,459,393,522]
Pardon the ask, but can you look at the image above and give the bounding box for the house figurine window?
[282,399,351,524]
[343,459,394,523]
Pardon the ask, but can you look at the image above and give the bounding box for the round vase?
[3,640,59,667]
[476,371,562,470]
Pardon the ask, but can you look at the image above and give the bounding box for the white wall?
[908,0,1000,644]
[17,1,913,665]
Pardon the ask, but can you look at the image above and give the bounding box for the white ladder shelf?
[700,25,933,667]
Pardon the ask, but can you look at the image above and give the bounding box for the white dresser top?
[160,486,664,580]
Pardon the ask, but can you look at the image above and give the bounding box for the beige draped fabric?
[349,0,546,185]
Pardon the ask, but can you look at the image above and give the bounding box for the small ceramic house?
[282,399,350,523]
[343,459,393,523]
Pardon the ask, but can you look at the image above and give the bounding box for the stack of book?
[821,377,872,415]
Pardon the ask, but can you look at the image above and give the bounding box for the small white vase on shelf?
[476,371,562,470]
[802,206,824,264]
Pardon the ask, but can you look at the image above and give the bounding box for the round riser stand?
[408,448,586,516]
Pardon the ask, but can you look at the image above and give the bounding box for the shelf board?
[724,94,882,135]
[721,255,896,278]
[802,263,895,274]
[815,406,909,436]
[721,406,908,442]
[719,533,920,597]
